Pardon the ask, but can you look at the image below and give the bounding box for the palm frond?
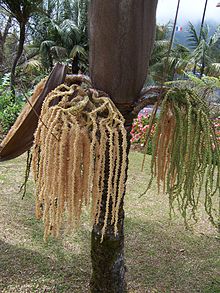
[51,45,67,60]
[191,39,212,65]
[60,19,80,49]
[187,22,199,49]
[209,25,220,46]
[23,59,43,74]
[40,40,56,53]
[201,24,209,42]
[69,44,87,58]
[207,63,220,77]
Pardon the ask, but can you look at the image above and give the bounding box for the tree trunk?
[89,0,158,104]
[10,21,26,96]
[89,1,157,292]
[90,171,127,293]
[71,53,80,74]
[194,0,208,77]
[200,58,205,78]
[90,120,132,293]
[0,16,12,73]
[0,35,4,69]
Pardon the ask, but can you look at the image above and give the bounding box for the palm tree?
[0,0,44,94]
[188,22,220,77]
[148,24,190,84]
[147,25,170,83]
[31,0,89,73]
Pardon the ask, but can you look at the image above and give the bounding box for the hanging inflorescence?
[32,81,127,241]
[148,87,220,228]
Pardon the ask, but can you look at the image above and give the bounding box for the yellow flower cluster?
[32,81,127,241]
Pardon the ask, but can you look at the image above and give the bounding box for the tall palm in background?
[147,24,190,84]
[188,22,220,77]
[30,0,89,73]
[148,22,220,85]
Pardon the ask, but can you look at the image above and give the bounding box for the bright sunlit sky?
[157,0,220,24]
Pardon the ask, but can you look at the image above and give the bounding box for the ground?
[0,152,219,293]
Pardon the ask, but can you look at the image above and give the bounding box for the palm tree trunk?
[198,0,208,42]
[89,1,157,292]
[193,0,208,76]
[200,58,205,78]
[10,21,26,97]
[90,123,132,293]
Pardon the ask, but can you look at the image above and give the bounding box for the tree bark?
[193,0,208,77]
[0,16,12,71]
[89,0,158,105]
[90,104,137,293]
[89,1,158,292]
[90,170,127,293]
[10,21,26,96]
[90,121,132,293]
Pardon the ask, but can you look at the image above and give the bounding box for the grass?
[0,151,219,293]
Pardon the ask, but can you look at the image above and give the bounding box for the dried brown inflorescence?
[32,81,127,241]
[1,78,47,148]
[148,88,220,229]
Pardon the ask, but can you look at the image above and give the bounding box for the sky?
[157,0,220,25]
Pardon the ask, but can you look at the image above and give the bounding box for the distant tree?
[30,0,89,73]
[0,0,44,94]
[188,22,220,77]
[148,24,190,84]
[0,13,12,72]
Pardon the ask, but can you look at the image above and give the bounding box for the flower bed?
[130,108,155,154]
[131,111,220,154]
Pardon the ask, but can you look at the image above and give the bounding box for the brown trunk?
[0,16,12,72]
[90,131,133,293]
[10,21,26,96]
[89,0,158,104]
[89,1,158,291]
[194,0,208,77]
[0,35,4,68]
[200,58,205,78]
[90,121,132,293]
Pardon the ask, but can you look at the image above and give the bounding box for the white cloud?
[157,0,220,24]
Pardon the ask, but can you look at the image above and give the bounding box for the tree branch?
[3,15,12,42]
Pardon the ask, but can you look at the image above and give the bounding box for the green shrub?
[0,74,24,133]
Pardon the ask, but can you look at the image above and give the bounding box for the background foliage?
[0,74,24,133]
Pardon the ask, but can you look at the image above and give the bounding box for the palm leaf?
[60,19,80,49]
[70,45,87,58]
[187,22,199,49]
[51,45,68,60]
[23,59,43,74]
[201,24,209,42]
[40,40,56,53]
[209,25,220,46]
[207,63,220,77]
